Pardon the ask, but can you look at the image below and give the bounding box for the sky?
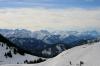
[0,0,100,31]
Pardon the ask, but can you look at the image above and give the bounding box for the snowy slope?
[0,42,43,64]
[3,42,100,66]
[41,42,100,66]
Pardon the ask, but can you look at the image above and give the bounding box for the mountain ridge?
[0,29,100,58]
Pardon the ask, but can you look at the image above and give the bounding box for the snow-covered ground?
[2,42,100,66]
[0,42,44,64]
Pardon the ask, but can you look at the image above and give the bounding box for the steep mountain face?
[0,34,45,64]
[0,29,100,58]
[3,42,100,66]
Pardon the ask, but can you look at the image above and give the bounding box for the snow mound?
[2,42,100,66]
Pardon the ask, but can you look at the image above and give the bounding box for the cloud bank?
[0,8,100,31]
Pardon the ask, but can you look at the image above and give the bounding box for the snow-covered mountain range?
[0,29,100,65]
[0,29,100,58]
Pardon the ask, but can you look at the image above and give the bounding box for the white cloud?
[0,8,100,31]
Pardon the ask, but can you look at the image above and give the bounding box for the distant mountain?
[0,29,100,44]
[0,29,100,58]
[0,29,32,38]
[0,34,45,64]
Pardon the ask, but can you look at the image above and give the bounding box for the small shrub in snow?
[4,51,12,58]
[24,58,46,64]
[69,61,72,65]
[80,61,84,66]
